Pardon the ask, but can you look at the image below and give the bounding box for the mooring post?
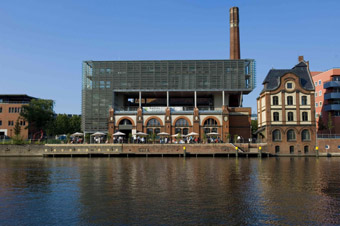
[258,146,262,158]
[183,146,186,158]
[315,146,319,158]
[235,146,239,158]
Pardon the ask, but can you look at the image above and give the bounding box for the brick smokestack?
[230,7,240,60]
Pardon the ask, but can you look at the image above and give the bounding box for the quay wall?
[0,143,266,157]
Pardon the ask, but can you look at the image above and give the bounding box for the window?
[315,81,317,86]
[319,91,322,96]
[315,103,318,107]
[272,96,279,105]
[302,112,308,121]
[287,96,293,105]
[319,80,321,85]
[287,83,293,89]
[147,119,161,127]
[119,119,132,125]
[0,107,2,113]
[319,101,322,106]
[315,92,317,97]
[302,130,310,141]
[273,112,279,121]
[301,96,307,105]
[0,120,2,126]
[304,146,309,154]
[272,130,281,141]
[204,118,218,126]
[175,119,189,127]
[290,146,294,154]
[288,112,294,121]
[316,113,319,118]
[275,146,280,153]
[8,121,14,126]
[287,129,296,141]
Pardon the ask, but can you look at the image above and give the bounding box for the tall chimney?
[230,7,240,60]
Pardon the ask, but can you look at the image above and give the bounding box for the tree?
[20,99,55,136]
[14,118,21,137]
[251,120,258,135]
[318,115,326,132]
[328,112,334,134]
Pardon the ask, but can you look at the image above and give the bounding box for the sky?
[1,0,339,114]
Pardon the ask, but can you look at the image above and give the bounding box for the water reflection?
[0,158,340,225]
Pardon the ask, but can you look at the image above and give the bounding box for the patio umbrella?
[207,132,220,136]
[72,132,83,137]
[113,131,126,136]
[134,132,148,136]
[171,133,185,137]
[91,132,106,136]
[157,132,170,136]
[186,132,199,136]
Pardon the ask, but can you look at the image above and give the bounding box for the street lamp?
[237,136,244,143]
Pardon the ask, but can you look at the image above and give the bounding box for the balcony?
[324,81,340,89]
[325,92,340,100]
[324,104,340,111]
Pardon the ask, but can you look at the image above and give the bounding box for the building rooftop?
[261,61,314,93]
[0,94,37,104]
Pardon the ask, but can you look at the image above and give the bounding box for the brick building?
[0,94,36,139]
[257,58,316,154]
[312,68,340,134]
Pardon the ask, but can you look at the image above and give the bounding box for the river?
[0,157,340,225]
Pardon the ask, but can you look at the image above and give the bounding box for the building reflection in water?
[1,158,340,225]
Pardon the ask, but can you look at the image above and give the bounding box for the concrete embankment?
[0,143,338,157]
[0,143,267,157]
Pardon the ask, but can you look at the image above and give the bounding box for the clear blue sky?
[1,0,339,114]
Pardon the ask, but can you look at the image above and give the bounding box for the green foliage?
[177,133,181,140]
[226,133,231,142]
[152,133,156,143]
[49,114,81,135]
[14,118,21,137]
[251,120,258,135]
[128,133,132,143]
[20,99,55,134]
[328,112,334,134]
[318,115,326,131]
[203,133,207,143]
[233,134,238,143]
[85,133,90,143]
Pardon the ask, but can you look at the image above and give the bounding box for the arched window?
[272,96,279,105]
[287,129,296,141]
[175,119,189,127]
[203,118,218,135]
[174,118,189,135]
[204,118,218,126]
[273,112,279,121]
[119,119,132,125]
[146,119,161,138]
[301,129,310,141]
[302,112,308,121]
[288,112,294,121]
[287,96,293,105]
[147,119,161,127]
[272,129,281,141]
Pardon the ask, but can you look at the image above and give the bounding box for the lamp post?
[237,136,244,143]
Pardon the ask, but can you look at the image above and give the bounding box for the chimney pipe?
[230,7,240,60]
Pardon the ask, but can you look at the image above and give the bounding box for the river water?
[1,157,340,225]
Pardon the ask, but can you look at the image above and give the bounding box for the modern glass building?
[82,59,256,137]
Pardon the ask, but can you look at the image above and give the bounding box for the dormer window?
[287,83,293,89]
